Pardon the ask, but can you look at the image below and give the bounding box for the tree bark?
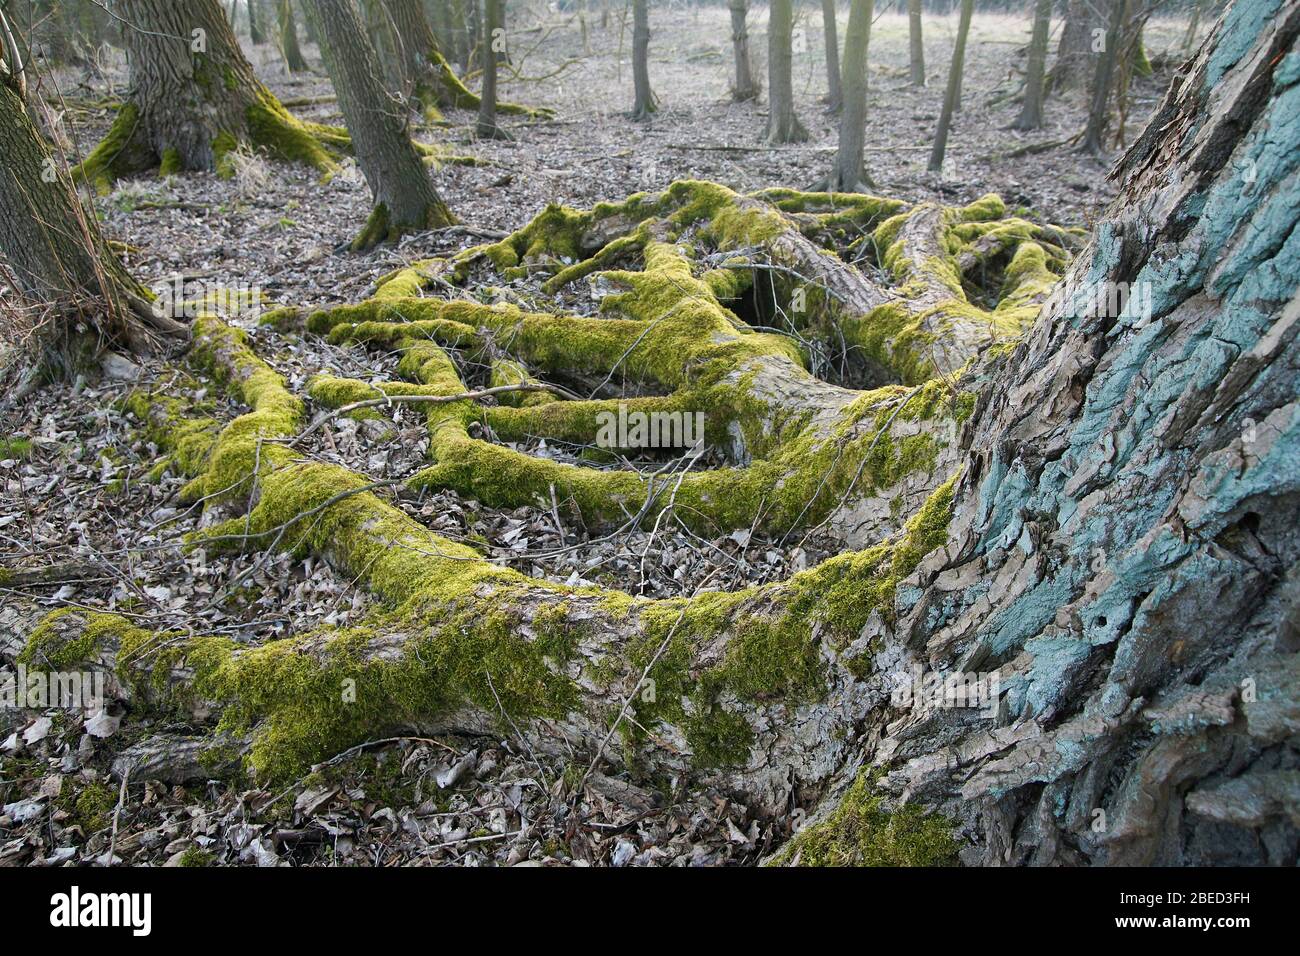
[927,0,973,173]
[277,0,309,72]
[300,0,455,250]
[822,0,842,112]
[0,76,185,356]
[630,0,655,120]
[830,0,873,190]
[728,0,757,102]
[248,0,267,45]
[1013,0,1052,130]
[907,0,925,86]
[766,0,807,143]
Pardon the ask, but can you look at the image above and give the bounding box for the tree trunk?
[1081,0,1126,156]
[70,0,343,190]
[630,0,655,120]
[1013,0,1052,130]
[359,0,403,91]
[766,0,807,142]
[728,0,757,102]
[907,0,925,87]
[0,76,185,356]
[300,0,455,250]
[476,0,509,138]
[249,0,267,45]
[278,0,309,72]
[1050,0,1103,93]
[927,0,973,173]
[830,0,873,190]
[822,0,842,111]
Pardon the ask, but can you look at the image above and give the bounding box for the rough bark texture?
[907,0,925,87]
[728,0,757,101]
[927,0,973,173]
[0,75,185,353]
[301,0,454,250]
[831,0,873,191]
[1013,0,1052,131]
[766,0,807,143]
[630,0,655,120]
[821,0,841,112]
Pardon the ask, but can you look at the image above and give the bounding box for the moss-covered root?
[772,774,959,866]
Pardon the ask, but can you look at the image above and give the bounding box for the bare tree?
[927,0,974,173]
[822,0,842,112]
[248,0,267,45]
[630,0,656,119]
[767,0,808,142]
[830,0,874,190]
[728,0,758,101]
[907,0,925,86]
[300,0,455,249]
[1050,0,1104,93]
[1013,0,1053,130]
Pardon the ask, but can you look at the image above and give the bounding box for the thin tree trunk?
[278,0,309,72]
[766,0,808,143]
[927,0,973,172]
[476,0,509,138]
[907,0,925,86]
[249,0,267,44]
[359,0,402,90]
[1081,0,1126,156]
[728,0,757,101]
[822,0,842,111]
[0,77,185,356]
[1013,0,1052,130]
[831,0,873,190]
[630,0,655,120]
[300,0,454,250]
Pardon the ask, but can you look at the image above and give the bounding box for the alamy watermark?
[1,663,105,712]
[150,275,262,320]
[595,403,705,450]
[889,663,1000,717]
[1045,278,1153,325]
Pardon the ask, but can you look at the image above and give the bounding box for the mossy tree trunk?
[300,0,454,251]
[767,0,807,142]
[1013,0,1052,130]
[907,0,924,86]
[0,75,186,355]
[728,0,757,101]
[830,0,873,190]
[821,0,842,112]
[926,0,973,173]
[630,0,655,120]
[277,0,309,71]
[71,0,349,191]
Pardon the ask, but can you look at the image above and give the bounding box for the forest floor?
[0,8,1197,866]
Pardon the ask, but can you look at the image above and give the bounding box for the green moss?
[0,437,33,461]
[69,102,148,194]
[776,773,959,866]
[178,847,215,867]
[71,781,117,833]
